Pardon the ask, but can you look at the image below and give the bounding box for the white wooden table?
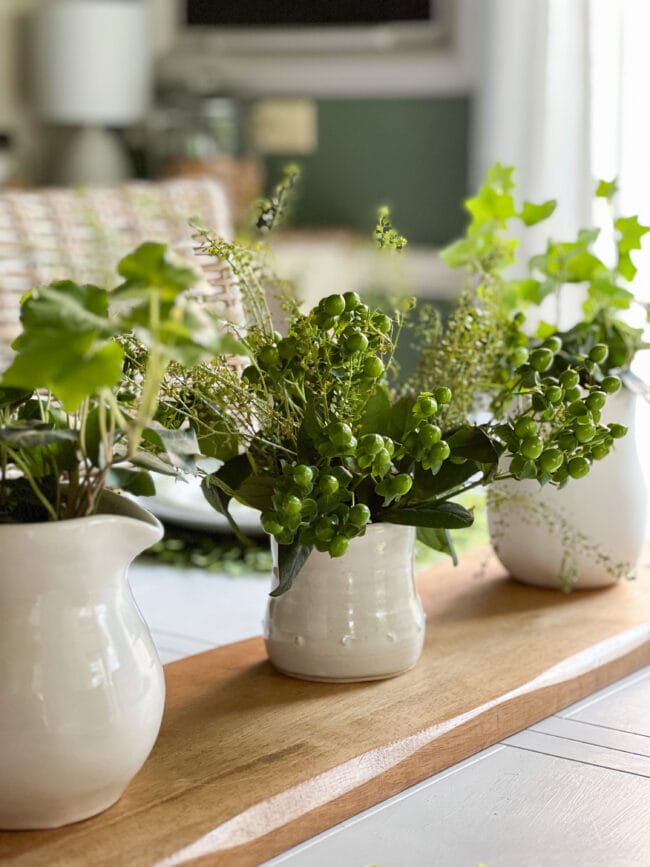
[131,562,650,867]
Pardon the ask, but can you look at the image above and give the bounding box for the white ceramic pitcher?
[0,491,165,829]
[264,523,425,682]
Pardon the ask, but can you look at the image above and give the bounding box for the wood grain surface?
[1,547,649,867]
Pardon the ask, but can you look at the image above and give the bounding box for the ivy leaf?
[1,281,124,411]
[596,178,618,199]
[486,163,515,192]
[114,242,198,302]
[382,501,474,530]
[615,216,650,253]
[2,335,123,412]
[466,184,516,226]
[417,526,458,565]
[271,540,313,597]
[520,199,557,226]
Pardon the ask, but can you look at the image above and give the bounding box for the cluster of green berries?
[241,292,392,391]
[502,336,624,484]
[260,461,371,559]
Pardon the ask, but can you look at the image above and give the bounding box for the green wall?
[265,97,470,246]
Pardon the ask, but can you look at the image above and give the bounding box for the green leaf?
[535,321,557,339]
[417,526,458,565]
[271,540,313,596]
[446,425,502,464]
[360,386,391,436]
[201,453,253,544]
[596,178,618,199]
[142,424,201,472]
[382,501,474,530]
[2,336,124,412]
[114,243,198,302]
[520,199,557,226]
[233,474,276,512]
[19,282,116,337]
[107,467,155,497]
[0,424,77,448]
[0,387,32,410]
[440,237,479,269]
[615,216,650,253]
[387,396,416,441]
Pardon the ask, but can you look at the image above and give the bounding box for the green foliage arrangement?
[157,203,622,593]
[0,243,236,523]
[427,164,649,406]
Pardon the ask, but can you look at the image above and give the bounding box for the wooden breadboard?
[2,547,649,866]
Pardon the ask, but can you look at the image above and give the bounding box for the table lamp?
[31,0,152,185]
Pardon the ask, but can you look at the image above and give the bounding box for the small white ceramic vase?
[0,491,165,829]
[264,523,425,682]
[487,389,647,590]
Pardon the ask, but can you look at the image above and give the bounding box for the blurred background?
[1,0,649,301]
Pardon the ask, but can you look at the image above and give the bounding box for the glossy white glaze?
[0,491,165,829]
[487,390,647,589]
[264,524,425,682]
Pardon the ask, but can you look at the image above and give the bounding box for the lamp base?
[52,126,132,186]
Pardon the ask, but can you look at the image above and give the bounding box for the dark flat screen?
[186,1,434,27]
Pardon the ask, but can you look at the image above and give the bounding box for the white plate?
[139,474,262,535]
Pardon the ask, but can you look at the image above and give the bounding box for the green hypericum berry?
[529,348,554,372]
[363,356,385,379]
[242,365,261,385]
[521,369,539,389]
[418,423,442,448]
[318,474,340,496]
[559,369,580,390]
[543,335,562,353]
[315,516,338,541]
[292,464,314,487]
[568,456,590,479]
[276,528,295,545]
[585,390,607,412]
[552,467,570,484]
[608,423,628,439]
[317,314,337,330]
[348,503,371,526]
[539,448,563,474]
[567,400,589,418]
[343,291,361,310]
[510,347,529,368]
[575,424,596,443]
[258,345,279,368]
[510,456,537,479]
[359,433,384,455]
[564,386,582,403]
[261,512,283,536]
[545,385,563,404]
[519,435,543,460]
[344,330,369,354]
[321,294,346,316]
[280,495,302,517]
[557,431,578,451]
[415,394,438,417]
[601,375,622,394]
[372,449,392,477]
[430,440,451,461]
[327,421,353,446]
[514,417,538,438]
[590,443,611,460]
[392,473,413,495]
[372,313,392,334]
[433,386,452,405]
[531,393,548,412]
[589,343,609,364]
[329,535,349,557]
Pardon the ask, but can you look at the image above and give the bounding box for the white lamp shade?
[32,0,152,126]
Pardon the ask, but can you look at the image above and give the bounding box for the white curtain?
[472,0,650,285]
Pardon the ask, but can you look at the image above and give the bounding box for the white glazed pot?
[487,390,647,590]
[0,491,165,829]
[264,523,425,682]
